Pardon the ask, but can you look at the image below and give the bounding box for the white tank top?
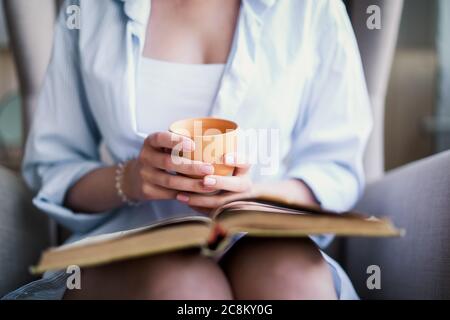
[135,57,226,134]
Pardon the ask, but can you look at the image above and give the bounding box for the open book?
[32,196,403,274]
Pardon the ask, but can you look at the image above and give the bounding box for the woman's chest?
[142,1,240,65]
[77,6,316,161]
[80,50,311,161]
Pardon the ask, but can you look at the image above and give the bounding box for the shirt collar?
[119,0,276,24]
[120,0,275,118]
[119,0,150,25]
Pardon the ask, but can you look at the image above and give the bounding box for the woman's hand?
[176,173,320,216]
[123,131,222,201]
[120,131,318,216]
[175,154,254,213]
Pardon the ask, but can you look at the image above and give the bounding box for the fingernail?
[200,164,214,175]
[225,153,235,165]
[182,140,194,152]
[204,177,217,186]
[176,194,190,203]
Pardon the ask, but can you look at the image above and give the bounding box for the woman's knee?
[143,250,232,299]
[222,238,337,300]
[65,250,232,300]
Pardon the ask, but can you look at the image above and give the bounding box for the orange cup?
[169,117,238,178]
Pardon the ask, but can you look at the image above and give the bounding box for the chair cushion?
[346,151,450,299]
[0,166,50,297]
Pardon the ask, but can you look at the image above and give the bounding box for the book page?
[217,211,402,237]
[55,215,212,252]
[33,222,212,274]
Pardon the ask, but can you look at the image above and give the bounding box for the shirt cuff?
[33,161,114,233]
[286,162,358,212]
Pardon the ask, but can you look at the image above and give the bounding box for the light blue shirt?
[23,0,372,238]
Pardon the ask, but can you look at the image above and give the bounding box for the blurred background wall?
[0,0,21,170]
[384,0,438,170]
[436,0,450,152]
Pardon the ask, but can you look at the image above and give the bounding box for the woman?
[4,0,371,300]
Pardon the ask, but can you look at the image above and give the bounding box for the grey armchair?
[1,0,449,299]
[3,0,56,143]
[0,166,50,295]
[1,0,56,296]
[347,151,450,299]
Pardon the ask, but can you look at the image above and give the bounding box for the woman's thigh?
[64,249,232,300]
[221,237,337,300]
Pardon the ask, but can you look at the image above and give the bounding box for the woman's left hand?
[175,153,255,214]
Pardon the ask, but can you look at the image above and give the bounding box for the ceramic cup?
[169,117,238,178]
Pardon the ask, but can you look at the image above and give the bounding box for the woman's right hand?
[123,131,217,202]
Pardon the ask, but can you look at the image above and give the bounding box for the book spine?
[207,224,227,247]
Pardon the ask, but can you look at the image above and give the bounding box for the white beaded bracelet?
[115,161,140,207]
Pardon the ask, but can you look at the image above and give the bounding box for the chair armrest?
[344,151,450,299]
[4,0,56,139]
[350,0,404,182]
[0,166,50,297]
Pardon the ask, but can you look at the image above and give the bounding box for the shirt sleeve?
[22,1,113,233]
[285,1,373,212]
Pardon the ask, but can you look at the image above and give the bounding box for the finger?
[146,131,194,151]
[223,153,251,169]
[140,148,215,176]
[142,168,216,194]
[202,175,252,193]
[141,183,178,200]
[223,153,251,176]
[234,165,251,177]
[177,191,252,208]
[168,156,215,176]
[176,193,229,208]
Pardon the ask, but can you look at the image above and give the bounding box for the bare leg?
[64,249,233,300]
[222,238,337,300]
